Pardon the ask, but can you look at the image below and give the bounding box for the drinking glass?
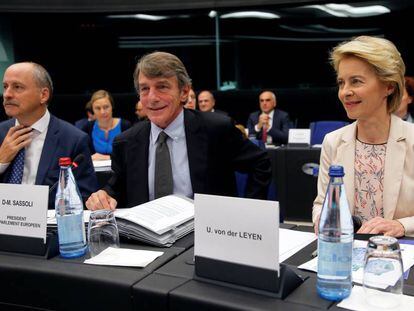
[88,210,120,257]
[362,236,404,309]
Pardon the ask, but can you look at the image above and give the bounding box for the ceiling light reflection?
[304,3,390,17]
[220,11,280,19]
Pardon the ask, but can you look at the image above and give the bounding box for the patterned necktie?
[262,125,267,143]
[154,131,173,199]
[6,148,25,184]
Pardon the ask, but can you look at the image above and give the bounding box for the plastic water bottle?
[317,165,353,301]
[55,157,87,258]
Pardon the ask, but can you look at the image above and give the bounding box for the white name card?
[288,129,311,145]
[0,184,48,242]
[195,194,279,273]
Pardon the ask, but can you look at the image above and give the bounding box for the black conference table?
[135,226,414,311]
[1,226,413,310]
[0,233,193,311]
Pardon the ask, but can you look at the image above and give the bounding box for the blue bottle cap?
[328,165,344,177]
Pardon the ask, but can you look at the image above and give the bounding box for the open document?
[114,195,194,247]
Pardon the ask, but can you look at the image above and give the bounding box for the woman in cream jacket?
[313,36,414,237]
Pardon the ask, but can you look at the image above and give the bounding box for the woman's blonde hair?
[331,36,405,113]
[90,89,115,109]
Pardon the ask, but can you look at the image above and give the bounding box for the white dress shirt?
[0,110,50,184]
[148,109,193,201]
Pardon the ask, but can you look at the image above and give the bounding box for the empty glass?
[362,236,404,309]
[88,210,120,257]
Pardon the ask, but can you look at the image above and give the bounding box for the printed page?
[115,195,194,235]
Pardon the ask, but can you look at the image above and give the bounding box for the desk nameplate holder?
[288,129,311,148]
[194,256,304,299]
[0,232,58,259]
[194,194,304,300]
[0,184,57,259]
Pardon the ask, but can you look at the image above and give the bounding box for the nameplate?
[0,184,48,242]
[195,194,279,273]
[288,129,311,145]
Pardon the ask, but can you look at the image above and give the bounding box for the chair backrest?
[310,121,349,145]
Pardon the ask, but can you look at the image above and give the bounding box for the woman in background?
[184,88,196,110]
[82,90,131,160]
[313,36,414,237]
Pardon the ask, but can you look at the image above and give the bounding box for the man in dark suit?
[74,100,95,129]
[247,91,290,145]
[198,90,228,116]
[86,52,271,210]
[0,62,98,207]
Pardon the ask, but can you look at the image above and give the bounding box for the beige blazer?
[313,114,414,236]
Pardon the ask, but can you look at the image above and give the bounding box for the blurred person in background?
[395,76,414,123]
[75,100,95,129]
[246,91,290,145]
[82,90,131,161]
[184,88,196,110]
[198,90,228,115]
[135,100,148,123]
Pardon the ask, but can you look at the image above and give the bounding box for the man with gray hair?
[247,90,290,145]
[86,51,271,210]
[0,62,98,207]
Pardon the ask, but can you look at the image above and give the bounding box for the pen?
[311,250,318,258]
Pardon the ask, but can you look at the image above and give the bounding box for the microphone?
[49,154,85,194]
[352,215,363,233]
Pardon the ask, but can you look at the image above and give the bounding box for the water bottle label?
[57,213,86,245]
[318,240,352,277]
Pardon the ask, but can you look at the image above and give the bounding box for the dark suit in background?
[74,118,89,130]
[104,109,271,208]
[0,115,98,208]
[213,109,229,116]
[246,109,290,145]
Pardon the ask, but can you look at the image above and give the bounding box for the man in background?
[135,100,148,122]
[75,100,95,129]
[0,62,98,207]
[198,90,228,115]
[86,52,271,210]
[247,91,290,145]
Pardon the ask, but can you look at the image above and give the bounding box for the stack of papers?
[115,195,194,247]
[279,228,317,262]
[93,159,112,172]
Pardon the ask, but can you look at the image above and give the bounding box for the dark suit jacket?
[81,119,131,154]
[213,109,229,116]
[0,115,98,208]
[104,109,271,208]
[74,118,89,130]
[246,109,290,144]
